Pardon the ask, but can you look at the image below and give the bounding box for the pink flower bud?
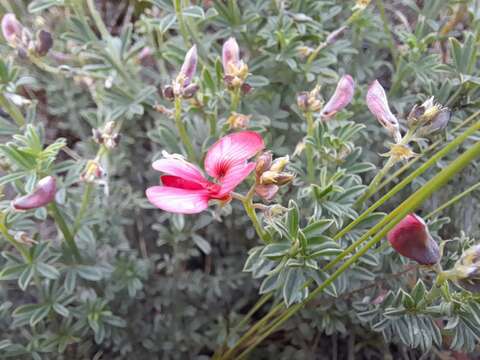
[179,45,197,86]
[366,80,401,142]
[1,13,22,46]
[12,176,57,211]
[321,75,355,119]
[222,37,240,74]
[387,213,440,265]
[255,184,279,201]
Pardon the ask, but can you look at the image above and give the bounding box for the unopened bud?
[222,37,240,75]
[241,83,252,95]
[255,151,273,178]
[179,45,197,87]
[387,213,440,265]
[274,172,294,186]
[270,156,289,172]
[297,85,323,113]
[163,85,175,101]
[320,75,354,119]
[326,26,347,45]
[255,184,279,201]
[35,30,53,56]
[81,160,105,182]
[182,83,199,99]
[1,13,22,46]
[12,176,56,211]
[92,128,103,144]
[14,231,37,246]
[227,112,251,129]
[366,80,401,142]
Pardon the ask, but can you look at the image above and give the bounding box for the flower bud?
[35,30,53,56]
[227,112,251,129]
[179,45,197,87]
[366,80,401,142]
[409,98,451,136]
[255,151,273,178]
[274,172,294,186]
[222,37,240,75]
[163,85,175,101]
[259,171,294,186]
[270,155,289,172]
[12,176,56,211]
[297,85,323,113]
[182,83,199,99]
[387,213,440,265]
[320,75,355,119]
[1,13,22,46]
[81,160,105,182]
[451,245,480,292]
[255,184,279,201]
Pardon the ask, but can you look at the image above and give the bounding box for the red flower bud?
[387,213,440,265]
[12,176,56,211]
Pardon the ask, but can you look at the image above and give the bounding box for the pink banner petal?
[161,175,206,190]
[321,74,354,118]
[216,162,256,197]
[204,131,264,179]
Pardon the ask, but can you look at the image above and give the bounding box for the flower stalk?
[174,97,197,163]
[47,202,81,262]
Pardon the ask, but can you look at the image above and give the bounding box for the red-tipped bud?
[222,37,240,74]
[35,30,53,56]
[1,13,22,46]
[387,213,440,265]
[366,80,401,142]
[12,176,56,211]
[179,45,197,87]
[321,75,355,119]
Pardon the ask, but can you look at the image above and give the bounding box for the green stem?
[425,182,480,220]
[375,0,398,68]
[304,111,315,182]
[174,0,190,47]
[234,137,480,359]
[48,202,81,262]
[241,198,269,243]
[233,294,272,332]
[230,88,241,113]
[0,214,29,259]
[0,93,25,127]
[72,182,93,236]
[174,97,197,163]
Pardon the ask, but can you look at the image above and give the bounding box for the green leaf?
[287,200,299,240]
[260,243,290,259]
[303,219,333,238]
[282,268,305,307]
[18,266,34,291]
[247,75,270,87]
[77,266,103,281]
[192,234,211,254]
[36,262,60,280]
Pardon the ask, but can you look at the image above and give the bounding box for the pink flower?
[12,176,56,211]
[1,13,22,46]
[222,37,240,74]
[387,213,440,265]
[146,131,264,214]
[321,75,355,119]
[366,80,401,142]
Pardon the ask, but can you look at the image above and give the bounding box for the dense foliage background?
[0,0,480,359]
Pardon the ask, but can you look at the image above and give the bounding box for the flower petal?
[204,131,264,179]
[152,158,208,186]
[216,162,256,197]
[161,176,206,190]
[179,45,197,86]
[366,80,401,140]
[146,186,210,214]
[222,37,240,73]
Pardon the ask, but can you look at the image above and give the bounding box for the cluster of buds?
[222,37,249,91]
[438,244,480,293]
[227,112,251,130]
[407,97,451,136]
[254,152,294,201]
[297,75,355,118]
[297,85,323,113]
[163,45,199,100]
[1,13,53,57]
[92,121,121,149]
[387,213,440,266]
[11,176,57,211]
